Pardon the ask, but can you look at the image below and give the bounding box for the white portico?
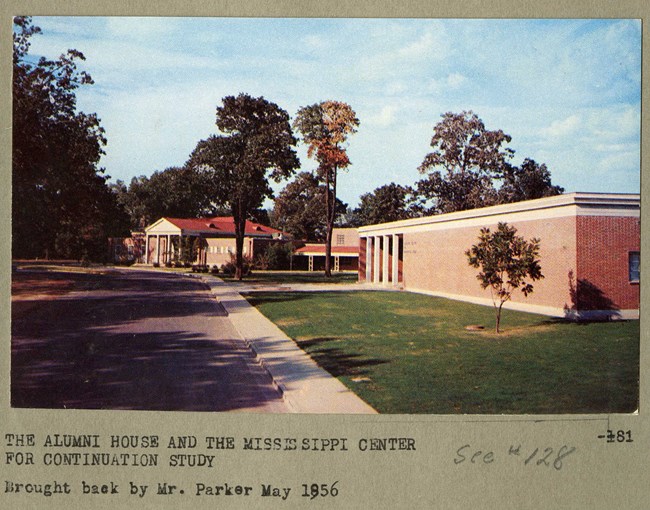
[144,216,286,266]
[358,233,403,287]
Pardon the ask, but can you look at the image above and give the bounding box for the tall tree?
[189,93,299,279]
[466,222,543,333]
[293,101,359,276]
[272,171,347,241]
[354,183,419,226]
[112,165,221,229]
[13,16,119,260]
[497,158,564,203]
[417,111,514,214]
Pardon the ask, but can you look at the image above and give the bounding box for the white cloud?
[541,115,581,138]
[427,73,468,94]
[398,31,436,59]
[303,34,328,50]
[24,17,639,199]
[104,17,181,41]
[367,105,397,127]
[446,73,466,88]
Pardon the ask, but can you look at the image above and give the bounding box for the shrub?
[211,265,220,274]
[222,253,253,277]
[255,242,295,270]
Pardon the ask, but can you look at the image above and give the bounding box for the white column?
[156,235,161,265]
[365,237,372,282]
[392,234,400,287]
[382,235,390,285]
[373,236,381,284]
[145,235,149,264]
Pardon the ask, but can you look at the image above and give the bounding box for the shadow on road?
[11,269,286,412]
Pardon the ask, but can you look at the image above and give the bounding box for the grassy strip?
[245,291,639,414]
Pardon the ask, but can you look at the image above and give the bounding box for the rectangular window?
[337,234,345,245]
[629,251,640,283]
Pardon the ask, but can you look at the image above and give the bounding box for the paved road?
[11,269,288,412]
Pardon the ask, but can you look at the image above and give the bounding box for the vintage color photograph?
[11,17,640,413]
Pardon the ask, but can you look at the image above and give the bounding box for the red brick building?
[358,193,640,320]
[108,231,145,264]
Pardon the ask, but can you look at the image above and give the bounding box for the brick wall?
[402,215,578,310]
[576,216,640,311]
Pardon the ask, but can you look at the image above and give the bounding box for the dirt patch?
[12,272,77,300]
[469,323,556,339]
[11,266,108,301]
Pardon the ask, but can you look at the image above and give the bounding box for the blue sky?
[27,17,641,206]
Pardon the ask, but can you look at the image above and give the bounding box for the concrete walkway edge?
[200,277,377,414]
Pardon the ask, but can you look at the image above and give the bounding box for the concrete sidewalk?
[200,277,378,414]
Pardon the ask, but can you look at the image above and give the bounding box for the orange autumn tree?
[293,101,359,276]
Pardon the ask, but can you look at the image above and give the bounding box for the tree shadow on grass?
[296,337,388,378]
[244,291,347,307]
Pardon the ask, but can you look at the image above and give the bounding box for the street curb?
[198,276,377,414]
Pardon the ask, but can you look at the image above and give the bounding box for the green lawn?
[221,270,358,285]
[244,291,639,414]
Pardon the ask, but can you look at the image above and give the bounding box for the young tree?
[271,171,347,241]
[354,183,419,226]
[293,101,359,276]
[417,111,514,214]
[189,93,299,280]
[465,222,544,333]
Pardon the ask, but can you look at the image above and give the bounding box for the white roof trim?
[358,192,640,236]
[144,218,182,235]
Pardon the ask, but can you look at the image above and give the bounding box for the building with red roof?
[143,216,289,266]
[293,228,360,272]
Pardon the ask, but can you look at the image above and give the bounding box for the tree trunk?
[324,168,334,277]
[495,301,504,333]
[233,200,246,281]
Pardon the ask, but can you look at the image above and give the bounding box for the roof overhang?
[358,192,640,236]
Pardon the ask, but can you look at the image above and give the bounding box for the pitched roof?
[161,216,283,237]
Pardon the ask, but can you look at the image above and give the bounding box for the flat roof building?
[358,193,640,320]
